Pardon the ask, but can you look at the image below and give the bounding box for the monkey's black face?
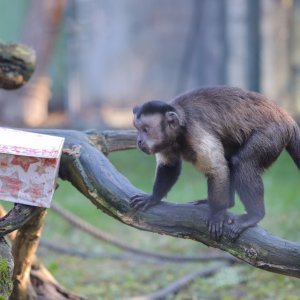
[133,113,178,155]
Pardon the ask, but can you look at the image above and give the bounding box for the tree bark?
[0,205,43,237]
[1,128,300,278]
[10,209,47,300]
[10,128,298,279]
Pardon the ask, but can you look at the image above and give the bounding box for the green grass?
[33,149,300,299]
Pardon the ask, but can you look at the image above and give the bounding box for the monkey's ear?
[166,111,180,129]
[133,106,140,115]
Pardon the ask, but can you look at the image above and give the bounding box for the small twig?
[39,238,238,264]
[130,262,228,300]
[51,203,236,263]
[39,239,134,260]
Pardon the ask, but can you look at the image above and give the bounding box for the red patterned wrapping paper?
[0,128,65,208]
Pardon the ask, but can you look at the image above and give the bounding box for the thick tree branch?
[1,129,300,278]
[0,205,43,237]
[29,129,300,278]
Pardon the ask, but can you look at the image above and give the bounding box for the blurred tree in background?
[0,0,299,128]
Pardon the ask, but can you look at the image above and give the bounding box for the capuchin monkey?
[129,86,300,241]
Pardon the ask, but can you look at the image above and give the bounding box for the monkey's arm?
[130,158,182,210]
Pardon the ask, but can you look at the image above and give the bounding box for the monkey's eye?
[142,127,149,134]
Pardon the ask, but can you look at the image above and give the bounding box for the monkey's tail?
[286,124,300,169]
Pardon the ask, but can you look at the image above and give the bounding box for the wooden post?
[10,209,47,300]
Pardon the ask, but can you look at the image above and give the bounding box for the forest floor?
[6,150,300,299]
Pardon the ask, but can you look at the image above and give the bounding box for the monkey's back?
[172,86,295,146]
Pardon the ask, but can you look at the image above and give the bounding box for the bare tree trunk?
[260,0,292,108]
[10,209,47,300]
[196,0,226,86]
[175,0,203,94]
[225,0,248,88]
[291,0,300,114]
[246,0,260,91]
[226,0,261,91]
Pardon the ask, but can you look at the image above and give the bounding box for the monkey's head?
[133,100,183,154]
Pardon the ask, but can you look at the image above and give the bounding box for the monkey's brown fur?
[130,86,300,241]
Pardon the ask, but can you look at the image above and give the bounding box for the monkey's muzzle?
[137,140,152,155]
[138,145,151,155]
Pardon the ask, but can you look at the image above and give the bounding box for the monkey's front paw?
[207,211,226,241]
[129,194,160,211]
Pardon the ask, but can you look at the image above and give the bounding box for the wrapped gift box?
[0,128,65,208]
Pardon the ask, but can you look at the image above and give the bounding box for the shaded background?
[0,0,300,129]
[1,1,300,299]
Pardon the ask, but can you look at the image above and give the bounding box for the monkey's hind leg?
[229,129,284,241]
[192,172,235,208]
[229,169,265,241]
